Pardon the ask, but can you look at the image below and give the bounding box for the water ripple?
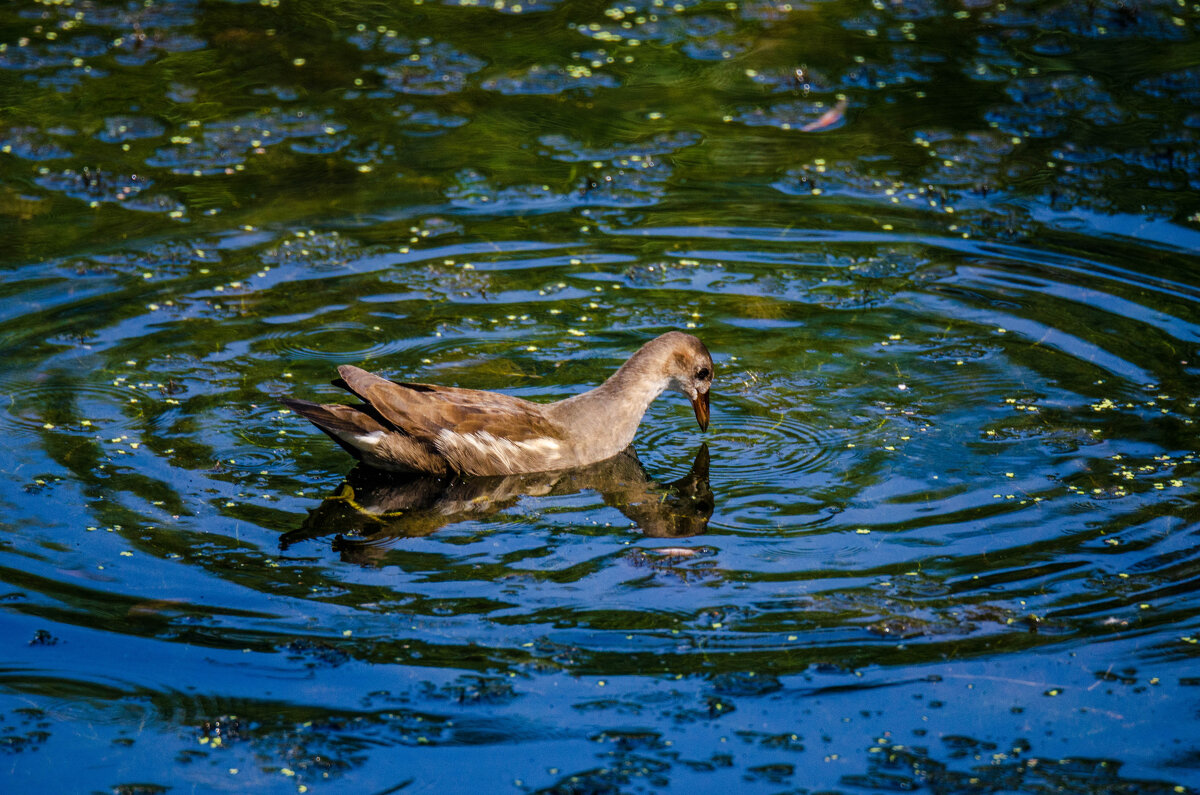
[0,374,152,439]
[643,405,851,486]
[264,322,409,361]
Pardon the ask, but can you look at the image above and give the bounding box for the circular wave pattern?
[211,446,292,474]
[641,409,853,484]
[265,322,410,362]
[0,376,151,439]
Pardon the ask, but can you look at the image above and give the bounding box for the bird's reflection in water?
[280,445,713,564]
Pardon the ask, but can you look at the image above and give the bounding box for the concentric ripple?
[211,446,293,473]
[0,375,151,439]
[263,322,410,361]
[641,404,852,485]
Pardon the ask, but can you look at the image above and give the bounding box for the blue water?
[1,0,1199,792]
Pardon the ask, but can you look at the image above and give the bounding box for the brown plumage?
[281,331,714,476]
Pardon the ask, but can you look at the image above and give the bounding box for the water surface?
[1,0,1199,792]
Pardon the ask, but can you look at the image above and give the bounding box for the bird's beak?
[690,389,710,432]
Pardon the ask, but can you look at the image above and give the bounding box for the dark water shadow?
[280,444,713,561]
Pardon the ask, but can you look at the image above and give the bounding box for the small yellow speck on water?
[281,768,295,777]
[597,680,606,686]
[1045,689,1060,696]
[1005,472,1014,478]
[855,528,870,534]
[120,551,132,557]
[342,629,353,636]
[42,423,55,430]
[292,58,306,66]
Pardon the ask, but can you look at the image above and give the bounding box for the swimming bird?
[281,331,713,476]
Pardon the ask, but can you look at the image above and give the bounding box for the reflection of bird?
[281,331,713,476]
[278,444,714,560]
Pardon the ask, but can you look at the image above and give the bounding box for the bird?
[281,331,713,476]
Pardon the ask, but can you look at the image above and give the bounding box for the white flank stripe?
[436,430,562,473]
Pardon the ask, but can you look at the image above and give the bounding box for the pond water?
[2,0,1200,792]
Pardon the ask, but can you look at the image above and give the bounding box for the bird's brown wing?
[334,365,565,444]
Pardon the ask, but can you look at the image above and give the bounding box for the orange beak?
[691,390,710,432]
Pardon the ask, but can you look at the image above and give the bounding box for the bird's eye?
[696,366,710,380]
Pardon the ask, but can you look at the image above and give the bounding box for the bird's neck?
[548,347,674,460]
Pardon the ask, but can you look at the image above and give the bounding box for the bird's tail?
[280,397,384,461]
